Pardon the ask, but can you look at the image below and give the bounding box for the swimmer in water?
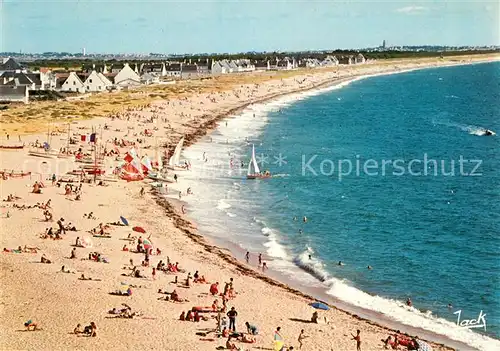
[299,229,303,234]
[338,261,344,266]
[293,216,297,221]
[303,216,307,223]
[367,265,372,270]
[308,255,312,260]
[406,298,412,307]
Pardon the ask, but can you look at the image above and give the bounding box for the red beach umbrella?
[132,226,146,234]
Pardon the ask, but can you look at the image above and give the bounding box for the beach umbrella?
[132,226,146,234]
[310,302,329,310]
[417,340,433,351]
[81,237,93,248]
[142,238,153,250]
[120,216,129,226]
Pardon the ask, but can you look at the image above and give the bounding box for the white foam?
[325,279,499,351]
[293,246,330,282]
[433,120,495,136]
[216,199,231,210]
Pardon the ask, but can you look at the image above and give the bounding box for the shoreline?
[163,58,500,350]
[1,55,498,351]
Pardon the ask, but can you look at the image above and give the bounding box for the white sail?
[157,151,163,171]
[247,144,260,175]
[155,142,163,171]
[168,137,184,167]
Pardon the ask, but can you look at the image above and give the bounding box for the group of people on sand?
[73,322,97,337]
[3,194,21,202]
[3,245,39,254]
[90,223,110,236]
[382,331,424,350]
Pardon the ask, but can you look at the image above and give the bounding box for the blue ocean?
[180,62,500,350]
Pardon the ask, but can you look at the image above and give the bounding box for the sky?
[1,0,499,54]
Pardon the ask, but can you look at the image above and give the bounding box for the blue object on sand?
[310,302,329,310]
[120,216,129,226]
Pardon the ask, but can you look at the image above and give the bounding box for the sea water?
[179,62,500,350]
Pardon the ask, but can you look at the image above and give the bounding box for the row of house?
[211,54,366,74]
[0,54,367,103]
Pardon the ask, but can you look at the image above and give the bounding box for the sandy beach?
[1,55,498,351]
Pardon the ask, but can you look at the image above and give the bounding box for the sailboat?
[167,136,189,170]
[247,144,271,179]
[28,123,72,159]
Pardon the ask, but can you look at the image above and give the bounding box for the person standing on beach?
[57,218,66,235]
[227,307,238,332]
[258,253,262,266]
[351,329,361,351]
[245,251,250,263]
[298,329,309,349]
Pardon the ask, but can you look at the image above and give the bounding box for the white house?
[355,54,366,64]
[277,58,294,70]
[0,85,29,103]
[83,70,112,92]
[0,58,25,75]
[221,60,234,73]
[321,55,339,66]
[233,59,255,72]
[114,63,141,87]
[211,61,227,75]
[61,72,85,93]
[141,72,160,85]
[165,64,181,78]
[39,68,56,90]
[306,58,321,68]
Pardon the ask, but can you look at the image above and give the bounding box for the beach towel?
[273,341,284,351]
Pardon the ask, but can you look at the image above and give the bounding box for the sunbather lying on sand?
[3,245,39,254]
[171,290,189,302]
[110,288,132,296]
[3,194,21,202]
[79,274,97,281]
[226,337,241,350]
[41,254,52,264]
[238,334,256,343]
[61,266,74,273]
[83,212,96,220]
[121,267,145,278]
[22,245,39,253]
[24,320,38,331]
[109,303,131,314]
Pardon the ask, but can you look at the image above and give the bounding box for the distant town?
[2,44,499,62]
[1,43,498,104]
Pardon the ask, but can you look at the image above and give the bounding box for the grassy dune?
[1,54,497,136]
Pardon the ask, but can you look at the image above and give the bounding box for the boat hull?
[167,165,189,171]
[247,174,272,180]
[0,145,24,150]
[28,151,58,159]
